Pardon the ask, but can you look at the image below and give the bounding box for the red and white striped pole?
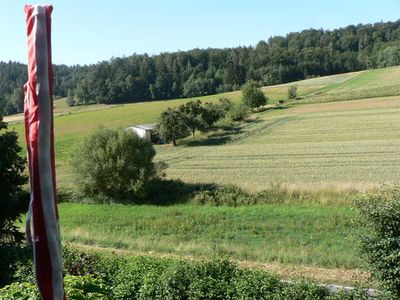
[24,5,65,300]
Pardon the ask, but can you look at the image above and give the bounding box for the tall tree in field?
[66,89,75,106]
[241,81,267,109]
[157,108,190,146]
[178,100,207,136]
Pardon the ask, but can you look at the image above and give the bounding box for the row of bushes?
[156,80,270,147]
[59,180,353,206]
[157,97,250,147]
[1,245,371,300]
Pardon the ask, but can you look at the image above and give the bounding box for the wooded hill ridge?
[2,19,400,115]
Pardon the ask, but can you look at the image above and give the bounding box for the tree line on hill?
[2,19,400,115]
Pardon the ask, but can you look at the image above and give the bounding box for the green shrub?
[7,245,376,299]
[191,183,304,206]
[157,260,193,300]
[330,287,371,300]
[191,184,252,206]
[354,186,400,299]
[227,103,249,121]
[0,282,38,300]
[278,281,329,300]
[188,259,236,299]
[0,244,32,287]
[0,275,111,300]
[71,128,158,202]
[62,245,126,284]
[288,85,298,99]
[201,102,223,128]
[112,257,167,300]
[241,81,267,109]
[145,179,194,204]
[232,268,282,299]
[217,97,233,113]
[64,275,111,299]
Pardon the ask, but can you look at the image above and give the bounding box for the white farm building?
[127,124,158,143]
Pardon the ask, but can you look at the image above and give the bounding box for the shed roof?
[132,124,156,131]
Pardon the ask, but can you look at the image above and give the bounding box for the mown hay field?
[157,95,400,191]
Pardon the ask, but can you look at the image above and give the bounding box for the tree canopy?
[241,81,267,108]
[3,19,400,114]
[0,116,28,244]
[71,128,157,201]
[157,108,190,146]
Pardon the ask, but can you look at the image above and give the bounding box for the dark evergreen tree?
[0,116,28,244]
[241,81,267,108]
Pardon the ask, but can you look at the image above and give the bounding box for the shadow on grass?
[143,179,220,205]
[58,178,357,207]
[185,126,244,147]
[58,179,219,206]
[273,104,291,110]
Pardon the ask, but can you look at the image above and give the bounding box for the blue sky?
[1,0,400,65]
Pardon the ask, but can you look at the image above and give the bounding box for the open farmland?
[157,95,400,191]
[7,66,400,192]
[7,67,400,287]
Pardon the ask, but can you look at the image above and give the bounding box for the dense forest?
[2,19,400,115]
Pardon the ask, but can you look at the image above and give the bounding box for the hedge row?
[0,245,372,300]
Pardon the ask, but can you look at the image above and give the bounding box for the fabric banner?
[24,5,65,300]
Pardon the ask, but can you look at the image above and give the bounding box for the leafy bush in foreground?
[71,128,158,202]
[354,186,400,299]
[7,245,374,299]
[0,275,111,300]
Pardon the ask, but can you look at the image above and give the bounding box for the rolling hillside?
[7,65,400,191]
[7,65,400,286]
[158,95,400,191]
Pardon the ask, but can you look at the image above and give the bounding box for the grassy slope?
[9,66,400,284]
[8,65,400,191]
[159,95,400,191]
[60,203,357,270]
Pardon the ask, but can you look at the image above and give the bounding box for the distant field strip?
[157,97,400,191]
[302,67,400,103]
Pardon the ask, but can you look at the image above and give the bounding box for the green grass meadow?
[59,203,357,269]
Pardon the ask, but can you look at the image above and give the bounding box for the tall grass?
[59,203,359,269]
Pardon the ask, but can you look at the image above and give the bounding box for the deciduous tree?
[157,108,190,146]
